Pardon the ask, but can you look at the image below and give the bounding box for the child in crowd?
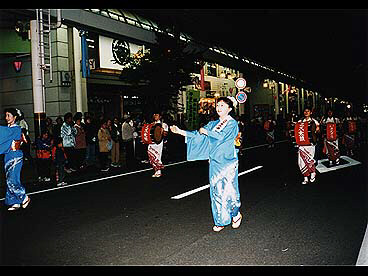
[52,137,68,187]
[35,130,52,182]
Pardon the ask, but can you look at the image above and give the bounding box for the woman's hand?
[170,125,186,137]
[199,127,208,136]
[170,125,179,134]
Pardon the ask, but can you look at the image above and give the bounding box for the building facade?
[0,9,343,139]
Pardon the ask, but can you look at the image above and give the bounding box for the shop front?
[84,33,149,120]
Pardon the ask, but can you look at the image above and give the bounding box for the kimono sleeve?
[185,130,209,161]
[0,126,20,155]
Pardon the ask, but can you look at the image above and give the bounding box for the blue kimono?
[0,125,27,206]
[185,115,241,226]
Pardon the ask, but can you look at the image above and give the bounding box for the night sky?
[132,9,367,104]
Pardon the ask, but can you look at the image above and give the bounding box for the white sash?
[213,115,232,132]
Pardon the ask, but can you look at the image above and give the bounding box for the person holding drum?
[294,107,320,185]
[320,109,341,166]
[143,113,168,178]
[170,96,242,232]
[342,110,359,157]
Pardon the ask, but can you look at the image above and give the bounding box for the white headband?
[16,108,22,117]
[227,96,237,108]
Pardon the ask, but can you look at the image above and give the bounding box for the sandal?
[8,204,21,211]
[232,213,243,229]
[22,196,31,209]
[310,173,316,183]
[212,225,225,232]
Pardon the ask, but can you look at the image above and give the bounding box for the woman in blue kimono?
[170,96,242,232]
[1,108,30,211]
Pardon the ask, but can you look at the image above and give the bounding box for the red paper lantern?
[13,60,22,73]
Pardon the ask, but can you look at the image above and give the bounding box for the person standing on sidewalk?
[110,117,121,168]
[121,117,135,169]
[74,116,87,170]
[52,137,68,187]
[98,119,112,172]
[0,108,30,211]
[61,112,77,172]
[84,116,98,166]
[35,130,52,182]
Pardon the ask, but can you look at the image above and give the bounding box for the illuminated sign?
[98,35,145,70]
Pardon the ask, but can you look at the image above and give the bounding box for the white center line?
[170,165,263,200]
[1,140,279,202]
[0,161,188,201]
[1,141,287,201]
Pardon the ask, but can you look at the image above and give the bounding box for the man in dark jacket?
[84,116,98,166]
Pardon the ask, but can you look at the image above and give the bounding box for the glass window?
[206,62,217,77]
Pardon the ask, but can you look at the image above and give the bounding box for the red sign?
[348,121,357,134]
[13,61,22,73]
[200,67,205,91]
[294,122,311,146]
[326,123,337,141]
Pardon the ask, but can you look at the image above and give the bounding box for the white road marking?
[170,165,263,200]
[0,140,286,201]
[0,161,187,201]
[315,156,362,173]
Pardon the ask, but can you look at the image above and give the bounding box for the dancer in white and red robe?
[320,110,341,166]
[264,115,276,148]
[294,107,320,185]
[147,113,168,178]
[342,111,359,157]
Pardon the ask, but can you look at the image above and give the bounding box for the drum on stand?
[141,123,163,144]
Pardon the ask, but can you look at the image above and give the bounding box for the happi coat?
[147,120,168,172]
[321,117,341,162]
[0,125,27,205]
[185,115,241,226]
[296,118,319,177]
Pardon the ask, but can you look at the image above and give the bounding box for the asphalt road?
[0,141,367,266]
